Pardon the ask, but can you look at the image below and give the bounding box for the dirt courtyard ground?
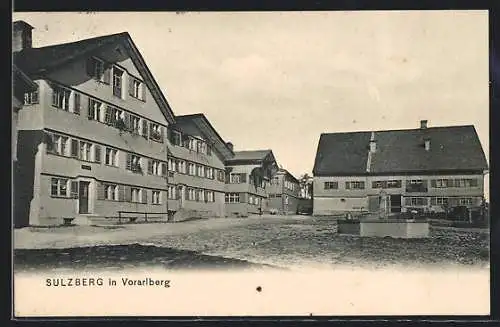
[14,215,490,271]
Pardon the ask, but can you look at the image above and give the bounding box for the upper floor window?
[372,180,402,189]
[105,147,119,167]
[46,133,69,156]
[170,130,182,146]
[187,188,196,201]
[324,181,338,190]
[129,76,145,101]
[88,98,103,122]
[345,181,365,189]
[205,167,214,179]
[52,85,71,111]
[188,137,197,151]
[86,57,110,84]
[126,153,143,173]
[197,165,205,178]
[188,163,196,176]
[129,115,141,135]
[152,190,162,204]
[24,90,39,105]
[230,174,241,184]
[113,67,124,98]
[148,159,166,176]
[150,123,163,142]
[206,191,214,202]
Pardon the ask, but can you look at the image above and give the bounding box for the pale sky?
[13,11,489,198]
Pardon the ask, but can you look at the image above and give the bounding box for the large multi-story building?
[267,168,301,215]
[312,120,488,216]
[13,22,180,226]
[12,21,291,227]
[224,149,279,217]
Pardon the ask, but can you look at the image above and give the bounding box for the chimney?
[369,132,376,153]
[420,120,428,129]
[424,137,431,151]
[226,141,234,152]
[12,21,34,52]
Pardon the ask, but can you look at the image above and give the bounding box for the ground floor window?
[131,188,142,203]
[152,190,162,204]
[405,197,427,206]
[168,186,176,199]
[459,197,474,205]
[206,190,215,202]
[50,178,68,197]
[225,193,240,203]
[104,184,119,201]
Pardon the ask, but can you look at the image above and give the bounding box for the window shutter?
[124,186,132,202]
[141,120,148,138]
[422,180,428,188]
[430,197,437,205]
[167,128,173,143]
[44,132,55,153]
[195,190,200,202]
[70,181,79,198]
[240,173,247,183]
[73,93,81,114]
[70,139,79,158]
[345,182,350,190]
[147,159,153,174]
[142,189,147,204]
[158,126,164,143]
[404,197,411,206]
[86,57,94,77]
[103,63,111,84]
[94,145,101,163]
[141,83,146,101]
[360,181,365,189]
[430,180,437,188]
[126,153,132,170]
[87,99,93,120]
[470,179,478,187]
[32,90,39,104]
[239,193,245,203]
[118,185,126,202]
[129,77,135,96]
[104,106,112,125]
[97,182,105,200]
[161,163,167,176]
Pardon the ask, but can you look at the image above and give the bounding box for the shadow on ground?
[13,244,283,272]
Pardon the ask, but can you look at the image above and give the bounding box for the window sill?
[50,195,72,199]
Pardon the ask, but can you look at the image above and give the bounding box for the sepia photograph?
[12,10,490,316]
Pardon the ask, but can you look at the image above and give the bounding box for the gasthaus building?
[312,120,488,216]
[12,21,245,227]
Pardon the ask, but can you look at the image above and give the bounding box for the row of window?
[167,158,224,181]
[228,173,266,188]
[50,178,217,204]
[168,129,213,156]
[405,197,476,206]
[46,80,165,142]
[224,193,264,204]
[324,178,480,190]
[45,131,224,181]
[87,56,146,101]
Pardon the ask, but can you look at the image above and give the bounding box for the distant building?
[224,149,278,217]
[299,175,314,200]
[312,120,488,216]
[267,168,301,215]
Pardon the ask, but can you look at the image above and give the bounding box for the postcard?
[12,10,490,317]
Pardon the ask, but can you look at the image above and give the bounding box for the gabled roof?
[173,113,234,160]
[276,168,299,184]
[13,31,176,124]
[313,125,488,176]
[13,64,38,91]
[230,150,273,161]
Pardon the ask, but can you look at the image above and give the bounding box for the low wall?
[360,220,429,238]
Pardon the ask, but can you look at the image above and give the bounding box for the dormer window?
[86,57,110,84]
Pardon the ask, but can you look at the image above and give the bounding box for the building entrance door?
[390,195,402,213]
[78,181,90,214]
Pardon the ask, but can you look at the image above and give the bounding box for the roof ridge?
[321,124,475,136]
[29,32,129,51]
